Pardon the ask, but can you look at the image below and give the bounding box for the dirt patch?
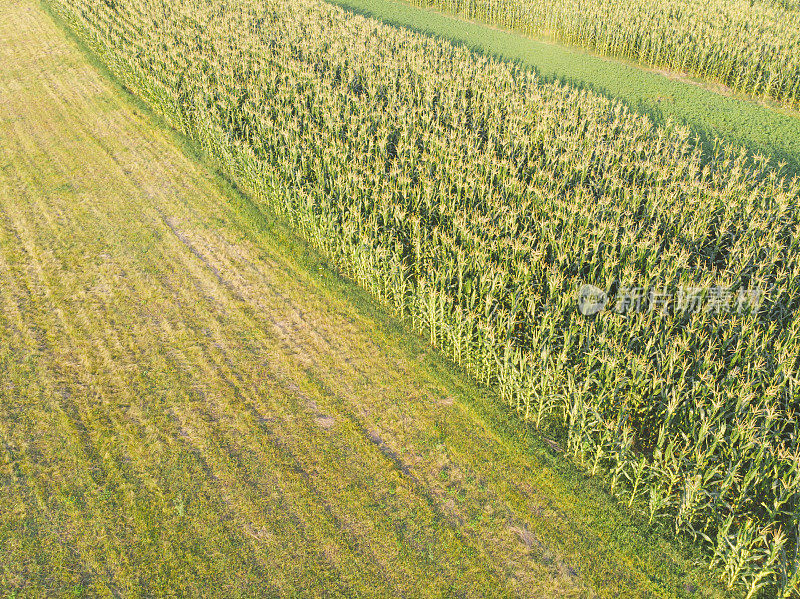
[366,430,415,480]
[314,415,336,429]
[509,525,542,552]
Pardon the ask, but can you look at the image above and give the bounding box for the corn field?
[51,0,800,594]
[411,0,800,110]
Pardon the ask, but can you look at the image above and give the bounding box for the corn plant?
[413,0,800,109]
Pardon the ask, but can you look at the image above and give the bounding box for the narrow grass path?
[0,0,729,596]
[328,0,800,176]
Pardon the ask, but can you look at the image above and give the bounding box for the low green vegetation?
[407,0,800,109]
[329,0,800,177]
[48,0,800,595]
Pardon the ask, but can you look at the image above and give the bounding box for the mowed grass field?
[0,0,732,597]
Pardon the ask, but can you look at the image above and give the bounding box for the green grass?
[327,0,800,176]
[0,0,735,595]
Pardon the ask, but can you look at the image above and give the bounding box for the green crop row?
[52,0,800,594]
[410,0,800,110]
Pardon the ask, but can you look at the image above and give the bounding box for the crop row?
[412,0,800,109]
